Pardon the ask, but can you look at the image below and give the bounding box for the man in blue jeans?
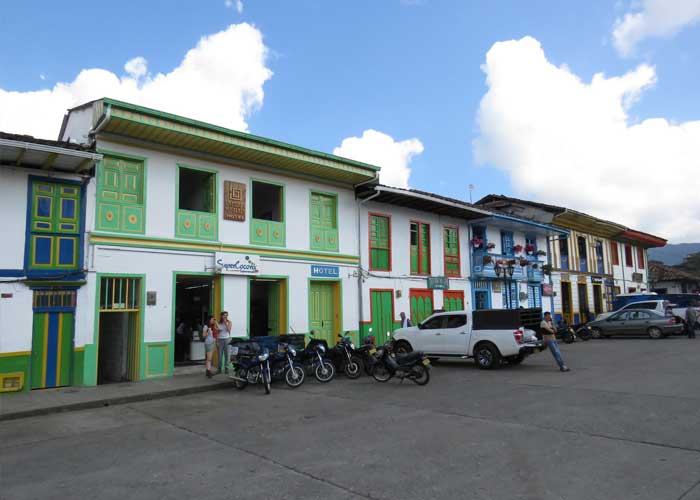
[540,312,570,372]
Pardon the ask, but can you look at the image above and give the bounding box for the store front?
[249,277,287,338]
[173,273,221,364]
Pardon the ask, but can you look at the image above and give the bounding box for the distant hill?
[648,243,700,266]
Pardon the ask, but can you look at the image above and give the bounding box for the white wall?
[0,283,34,352]
[96,140,359,255]
[611,243,648,292]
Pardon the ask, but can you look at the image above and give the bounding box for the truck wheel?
[394,341,412,355]
[475,343,501,370]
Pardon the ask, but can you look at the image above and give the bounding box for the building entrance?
[174,274,217,364]
[249,278,287,338]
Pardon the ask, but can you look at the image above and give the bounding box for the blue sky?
[2,1,700,241]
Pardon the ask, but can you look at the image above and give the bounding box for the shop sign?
[427,276,450,290]
[223,181,246,221]
[632,272,643,283]
[542,283,553,296]
[215,252,261,275]
[591,276,603,284]
[311,265,339,278]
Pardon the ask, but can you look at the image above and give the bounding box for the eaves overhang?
[552,210,626,239]
[0,134,102,173]
[615,229,667,248]
[90,98,380,185]
[469,213,569,237]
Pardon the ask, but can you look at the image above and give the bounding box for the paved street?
[2,337,700,500]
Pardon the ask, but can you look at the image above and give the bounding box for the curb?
[0,380,235,422]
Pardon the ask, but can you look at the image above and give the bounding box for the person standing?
[217,311,232,373]
[399,312,412,328]
[202,316,218,378]
[686,301,698,339]
[540,312,570,372]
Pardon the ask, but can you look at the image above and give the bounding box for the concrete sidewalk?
[0,366,234,421]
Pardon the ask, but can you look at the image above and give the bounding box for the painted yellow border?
[0,351,31,358]
[0,372,24,392]
[145,343,169,378]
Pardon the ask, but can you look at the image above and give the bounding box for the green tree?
[677,251,700,273]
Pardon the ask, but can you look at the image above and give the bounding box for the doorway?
[370,289,394,346]
[443,290,465,311]
[577,283,590,323]
[97,277,141,384]
[174,274,216,364]
[592,284,603,316]
[561,281,573,324]
[249,278,287,338]
[409,289,433,325]
[309,280,339,347]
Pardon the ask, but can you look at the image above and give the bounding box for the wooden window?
[99,277,141,311]
[369,214,391,271]
[637,247,645,269]
[578,236,588,272]
[595,241,604,274]
[97,154,145,233]
[175,166,218,241]
[250,180,285,247]
[611,242,620,265]
[33,290,77,309]
[410,222,431,275]
[29,181,81,269]
[559,238,569,270]
[624,244,633,268]
[501,231,514,255]
[443,226,460,277]
[310,192,338,252]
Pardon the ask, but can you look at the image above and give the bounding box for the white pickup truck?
[392,309,542,369]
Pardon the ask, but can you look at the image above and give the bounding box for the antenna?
[468,184,475,203]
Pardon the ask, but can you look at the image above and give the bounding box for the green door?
[370,290,394,345]
[410,290,433,325]
[31,312,73,389]
[309,281,336,346]
[267,281,280,335]
[310,193,338,252]
[443,291,464,312]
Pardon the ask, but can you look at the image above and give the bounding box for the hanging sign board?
[223,181,246,221]
[215,252,261,275]
[427,277,450,290]
[311,265,339,278]
[542,283,553,296]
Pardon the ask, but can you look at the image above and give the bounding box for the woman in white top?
[217,311,232,373]
[202,316,217,378]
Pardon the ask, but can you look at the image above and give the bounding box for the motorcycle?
[228,342,273,394]
[327,332,363,379]
[356,338,379,376]
[299,335,335,383]
[371,339,431,385]
[270,342,306,389]
[556,322,592,343]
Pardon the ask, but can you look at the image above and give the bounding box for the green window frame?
[96,151,146,234]
[29,181,81,269]
[250,179,285,247]
[175,164,218,241]
[410,221,431,275]
[310,191,339,252]
[443,226,460,277]
[369,214,391,271]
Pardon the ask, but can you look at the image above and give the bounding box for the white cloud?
[39,74,46,81]
[334,130,424,189]
[0,23,272,139]
[613,0,700,56]
[474,36,700,243]
[225,0,243,13]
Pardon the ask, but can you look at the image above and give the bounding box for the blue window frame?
[472,279,491,310]
[502,282,518,309]
[559,238,569,270]
[595,241,604,274]
[578,236,588,272]
[527,284,542,308]
[501,231,514,256]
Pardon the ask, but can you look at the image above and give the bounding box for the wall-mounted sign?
[216,252,261,275]
[223,181,246,221]
[542,283,553,296]
[632,272,643,283]
[591,276,603,284]
[427,277,450,290]
[146,291,157,306]
[311,265,339,278]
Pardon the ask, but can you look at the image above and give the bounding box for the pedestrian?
[217,311,232,373]
[202,315,218,378]
[540,312,570,372]
[686,301,698,339]
[399,311,412,328]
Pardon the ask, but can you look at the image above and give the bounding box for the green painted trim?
[246,275,290,338]
[249,178,286,248]
[308,189,339,253]
[307,277,343,346]
[90,232,359,263]
[96,148,148,162]
[175,163,219,241]
[101,98,380,173]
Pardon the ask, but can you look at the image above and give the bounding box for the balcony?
[472,251,546,282]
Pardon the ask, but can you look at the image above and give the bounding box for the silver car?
[588,310,684,339]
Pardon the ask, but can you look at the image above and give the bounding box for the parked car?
[392,309,542,369]
[595,300,673,321]
[588,310,683,339]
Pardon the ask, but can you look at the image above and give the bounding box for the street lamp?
[494,260,515,308]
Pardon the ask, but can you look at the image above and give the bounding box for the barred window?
[33,290,77,309]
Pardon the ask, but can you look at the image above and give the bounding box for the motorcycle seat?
[396,351,423,364]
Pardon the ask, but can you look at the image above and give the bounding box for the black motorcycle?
[556,322,592,343]
[270,342,305,388]
[356,338,379,376]
[228,342,273,394]
[371,340,431,385]
[327,332,363,379]
[299,336,335,383]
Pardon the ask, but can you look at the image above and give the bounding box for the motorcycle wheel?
[315,361,335,383]
[371,363,392,382]
[411,365,430,386]
[263,371,271,394]
[233,368,248,390]
[285,366,305,388]
[363,359,374,376]
[344,356,362,379]
[578,328,592,341]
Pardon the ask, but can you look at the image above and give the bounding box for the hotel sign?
[215,252,261,275]
[223,181,246,221]
[311,265,340,278]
